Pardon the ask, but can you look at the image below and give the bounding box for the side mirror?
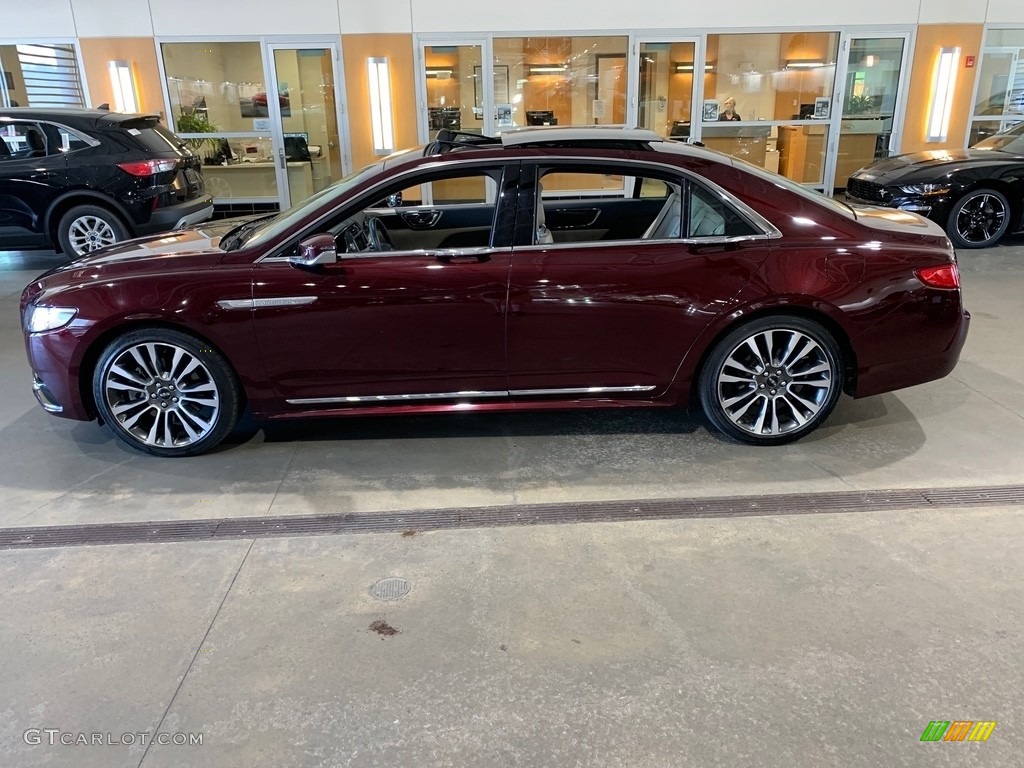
[290,234,337,267]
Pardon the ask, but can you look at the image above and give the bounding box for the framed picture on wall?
[474,65,509,111]
[702,99,720,121]
[814,97,831,119]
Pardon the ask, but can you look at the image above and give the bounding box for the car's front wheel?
[699,316,843,445]
[946,188,1010,249]
[57,204,129,257]
[92,329,240,457]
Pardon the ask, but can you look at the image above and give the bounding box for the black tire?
[92,328,241,457]
[946,188,1011,249]
[698,316,843,446]
[56,204,129,257]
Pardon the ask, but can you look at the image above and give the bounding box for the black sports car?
[846,122,1024,249]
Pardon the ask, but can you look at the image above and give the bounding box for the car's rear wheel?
[57,204,129,257]
[947,188,1010,249]
[92,329,240,457]
[699,316,843,445]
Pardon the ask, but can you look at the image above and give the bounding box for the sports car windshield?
[232,163,383,250]
[973,122,1024,154]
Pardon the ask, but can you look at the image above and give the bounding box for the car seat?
[25,129,47,158]
[535,183,554,244]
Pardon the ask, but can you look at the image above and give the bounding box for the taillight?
[915,263,960,289]
[117,159,178,176]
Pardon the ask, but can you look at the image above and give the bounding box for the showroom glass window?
[160,42,277,201]
[492,36,629,130]
[700,33,840,187]
[968,29,1024,146]
[0,44,85,108]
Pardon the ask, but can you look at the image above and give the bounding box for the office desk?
[201,161,315,201]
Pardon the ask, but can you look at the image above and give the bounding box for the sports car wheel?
[947,188,1010,249]
[699,316,843,445]
[93,329,240,457]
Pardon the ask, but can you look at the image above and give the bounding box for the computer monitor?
[797,103,815,119]
[526,110,557,126]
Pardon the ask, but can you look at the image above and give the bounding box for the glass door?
[827,34,911,193]
[633,38,701,140]
[419,41,488,141]
[266,43,348,208]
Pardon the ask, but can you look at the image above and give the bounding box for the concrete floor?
[1,241,1023,766]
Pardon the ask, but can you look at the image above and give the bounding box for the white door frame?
[825,30,914,195]
[628,34,704,136]
[266,40,350,208]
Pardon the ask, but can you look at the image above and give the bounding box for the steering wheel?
[365,216,394,252]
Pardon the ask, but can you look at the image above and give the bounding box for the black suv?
[1,108,212,256]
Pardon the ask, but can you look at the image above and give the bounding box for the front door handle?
[429,247,493,263]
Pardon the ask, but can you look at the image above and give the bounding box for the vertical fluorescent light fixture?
[367,57,394,155]
[107,60,138,113]
[926,47,960,142]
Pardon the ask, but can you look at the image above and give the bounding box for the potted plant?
[174,110,220,154]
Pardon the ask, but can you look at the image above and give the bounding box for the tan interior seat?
[535,183,554,244]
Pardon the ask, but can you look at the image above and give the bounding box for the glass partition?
[161,41,278,202]
[637,41,698,139]
[423,44,483,139]
[493,36,628,129]
[968,32,1024,147]
[699,33,839,188]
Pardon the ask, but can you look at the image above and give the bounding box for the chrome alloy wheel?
[68,215,118,255]
[716,329,835,437]
[955,193,1006,245]
[102,342,220,448]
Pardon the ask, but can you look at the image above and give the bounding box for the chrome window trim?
[258,152,783,264]
[530,157,783,240]
[512,233,775,253]
[285,384,656,406]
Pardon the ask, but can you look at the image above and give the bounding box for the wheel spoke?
[121,403,156,430]
[128,347,159,381]
[744,338,768,371]
[752,397,770,434]
[791,362,831,377]
[778,394,810,427]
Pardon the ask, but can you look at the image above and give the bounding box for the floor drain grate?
[370,577,410,601]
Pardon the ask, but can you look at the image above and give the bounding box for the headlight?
[898,183,951,196]
[25,305,77,333]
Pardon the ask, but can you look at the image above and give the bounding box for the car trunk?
[104,114,206,202]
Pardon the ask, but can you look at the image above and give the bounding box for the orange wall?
[79,38,164,116]
[901,24,984,153]
[342,33,417,170]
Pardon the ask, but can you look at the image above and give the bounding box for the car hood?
[850,148,1016,183]
[23,219,254,306]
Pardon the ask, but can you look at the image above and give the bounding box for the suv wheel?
[57,205,129,257]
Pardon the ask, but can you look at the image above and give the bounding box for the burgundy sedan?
[21,127,969,457]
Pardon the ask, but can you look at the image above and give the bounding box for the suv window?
[0,122,51,160]
[55,125,96,153]
[116,117,183,154]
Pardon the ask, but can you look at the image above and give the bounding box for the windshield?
[238,162,383,249]
[972,122,1024,154]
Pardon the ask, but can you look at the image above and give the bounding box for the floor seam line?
[264,441,301,516]
[135,538,255,768]
[949,374,1024,421]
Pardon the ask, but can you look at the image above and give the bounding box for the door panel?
[544,198,666,242]
[507,241,772,391]
[0,123,67,246]
[252,250,511,403]
[371,203,497,251]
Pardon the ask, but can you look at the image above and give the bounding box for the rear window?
[115,117,183,154]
